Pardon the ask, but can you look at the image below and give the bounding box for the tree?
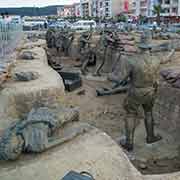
[153,4,162,25]
[116,14,127,22]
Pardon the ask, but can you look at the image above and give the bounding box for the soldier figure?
[55,29,67,53]
[94,30,121,76]
[76,31,96,74]
[46,28,56,48]
[62,31,74,56]
[119,42,175,151]
[78,31,92,55]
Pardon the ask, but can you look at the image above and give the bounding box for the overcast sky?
[0,0,80,8]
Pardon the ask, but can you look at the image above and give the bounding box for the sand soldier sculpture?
[0,107,79,160]
[46,28,56,48]
[62,31,74,56]
[55,29,66,53]
[119,41,175,151]
[94,30,121,76]
[78,31,92,55]
[76,31,96,74]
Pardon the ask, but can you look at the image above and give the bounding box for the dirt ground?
[47,46,180,175]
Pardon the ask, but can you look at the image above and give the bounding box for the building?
[57,5,75,17]
[80,0,92,17]
[74,3,81,17]
[131,0,180,17]
[158,0,180,16]
[131,0,149,16]
[90,0,132,19]
[91,0,112,18]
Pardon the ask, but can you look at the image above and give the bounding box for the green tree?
[153,4,163,25]
[116,14,127,22]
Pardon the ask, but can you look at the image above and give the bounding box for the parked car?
[71,20,96,30]
[138,24,161,31]
[56,21,72,29]
[11,16,22,24]
[167,24,180,33]
[23,17,47,30]
[48,20,71,29]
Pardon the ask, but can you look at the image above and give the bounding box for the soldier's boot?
[144,112,162,144]
[120,115,137,151]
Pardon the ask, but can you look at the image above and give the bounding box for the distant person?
[44,22,47,29]
[1,13,5,19]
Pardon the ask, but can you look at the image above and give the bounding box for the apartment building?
[74,3,81,17]
[80,0,92,17]
[57,5,75,17]
[131,0,149,16]
[91,0,112,18]
[91,0,131,18]
[159,0,180,16]
[131,0,180,17]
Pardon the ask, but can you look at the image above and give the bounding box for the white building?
[74,3,81,17]
[91,0,112,18]
[80,0,92,17]
[131,0,180,17]
[90,0,131,19]
[159,0,180,16]
[131,0,149,16]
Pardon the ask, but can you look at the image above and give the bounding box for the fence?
[0,21,23,59]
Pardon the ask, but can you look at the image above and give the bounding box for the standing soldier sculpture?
[46,28,56,48]
[76,31,96,75]
[119,41,175,151]
[62,31,74,56]
[94,30,122,76]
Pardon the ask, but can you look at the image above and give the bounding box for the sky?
[0,0,80,8]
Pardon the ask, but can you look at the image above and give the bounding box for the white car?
[23,18,47,28]
[71,20,96,30]
[56,21,72,29]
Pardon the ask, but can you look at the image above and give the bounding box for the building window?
[172,7,178,13]
[164,0,170,4]
[164,8,170,13]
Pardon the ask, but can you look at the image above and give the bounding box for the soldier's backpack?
[61,171,94,180]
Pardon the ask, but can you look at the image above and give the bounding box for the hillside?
[0,5,62,16]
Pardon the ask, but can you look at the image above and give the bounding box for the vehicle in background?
[11,16,22,24]
[71,20,96,30]
[48,20,57,28]
[167,23,180,33]
[56,21,72,29]
[116,22,125,30]
[48,20,71,29]
[138,24,161,31]
[23,17,47,30]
